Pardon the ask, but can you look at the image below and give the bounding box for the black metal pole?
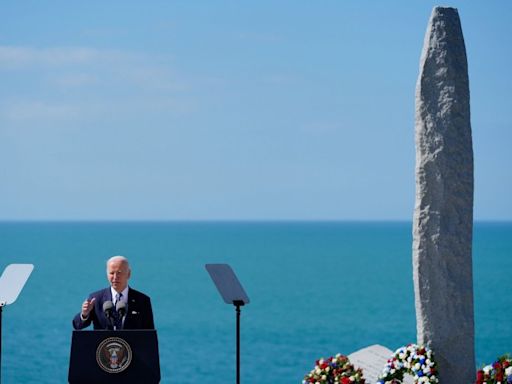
[0,304,3,384]
[233,300,244,384]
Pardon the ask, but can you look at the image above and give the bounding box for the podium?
[68,330,160,384]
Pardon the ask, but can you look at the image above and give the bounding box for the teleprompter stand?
[206,264,250,384]
[0,264,34,384]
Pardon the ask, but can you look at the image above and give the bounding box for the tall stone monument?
[413,7,475,383]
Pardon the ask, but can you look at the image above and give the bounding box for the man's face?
[107,260,131,292]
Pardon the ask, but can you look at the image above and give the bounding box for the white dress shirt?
[111,286,129,306]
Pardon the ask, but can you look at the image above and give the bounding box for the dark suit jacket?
[72,287,155,330]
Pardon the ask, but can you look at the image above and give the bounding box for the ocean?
[0,221,511,383]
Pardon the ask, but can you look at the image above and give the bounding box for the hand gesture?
[81,297,96,318]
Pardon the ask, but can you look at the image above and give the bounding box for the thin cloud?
[236,31,284,44]
[302,121,344,134]
[1,100,80,121]
[51,73,99,87]
[0,45,180,90]
[0,45,133,69]
[0,45,195,119]
[120,66,183,92]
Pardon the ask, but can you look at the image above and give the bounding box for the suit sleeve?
[145,297,155,329]
[72,312,92,330]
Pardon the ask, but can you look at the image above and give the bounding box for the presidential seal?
[96,337,133,373]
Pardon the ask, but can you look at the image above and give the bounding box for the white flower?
[506,366,512,376]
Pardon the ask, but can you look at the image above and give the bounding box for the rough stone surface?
[413,7,475,384]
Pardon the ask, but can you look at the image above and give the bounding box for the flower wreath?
[377,344,439,384]
[303,353,366,384]
[475,355,512,384]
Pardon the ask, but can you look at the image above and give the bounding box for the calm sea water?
[0,221,511,383]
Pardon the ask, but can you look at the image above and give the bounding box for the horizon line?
[0,218,511,224]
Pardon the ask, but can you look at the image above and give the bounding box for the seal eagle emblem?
[96,337,133,373]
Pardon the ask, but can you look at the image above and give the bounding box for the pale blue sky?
[1,1,511,221]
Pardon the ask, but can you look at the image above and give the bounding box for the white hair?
[106,255,131,271]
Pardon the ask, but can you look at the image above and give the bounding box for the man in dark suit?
[73,255,155,330]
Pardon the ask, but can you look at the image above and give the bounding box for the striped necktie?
[114,293,123,329]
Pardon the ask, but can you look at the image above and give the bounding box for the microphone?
[116,301,127,319]
[103,300,114,329]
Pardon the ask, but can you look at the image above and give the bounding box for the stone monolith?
[413,7,475,383]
